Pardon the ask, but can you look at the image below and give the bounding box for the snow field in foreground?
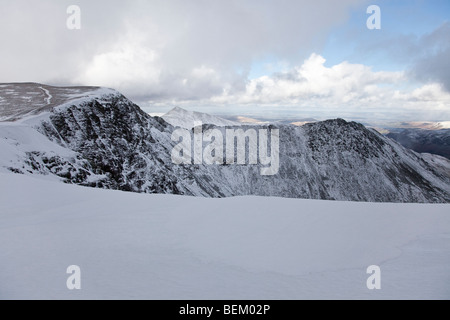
[0,172,449,299]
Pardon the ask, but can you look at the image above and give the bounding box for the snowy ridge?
[0,83,449,203]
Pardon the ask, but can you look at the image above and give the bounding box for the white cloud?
[199,54,450,120]
[76,37,161,95]
[211,54,405,105]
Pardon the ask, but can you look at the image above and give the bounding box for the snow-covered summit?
[162,106,240,129]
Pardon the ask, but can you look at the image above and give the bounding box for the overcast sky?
[0,0,449,122]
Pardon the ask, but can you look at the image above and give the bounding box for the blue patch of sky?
[322,0,450,71]
[248,0,449,79]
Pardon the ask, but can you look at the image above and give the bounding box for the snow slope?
[0,172,449,299]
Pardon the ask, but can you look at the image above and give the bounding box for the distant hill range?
[386,128,450,160]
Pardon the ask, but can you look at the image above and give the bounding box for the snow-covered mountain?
[1,83,449,203]
[162,106,240,129]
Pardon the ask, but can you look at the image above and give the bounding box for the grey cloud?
[0,0,132,83]
[0,0,364,103]
[410,22,450,91]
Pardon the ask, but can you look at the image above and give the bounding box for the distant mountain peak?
[170,106,186,112]
[162,106,240,129]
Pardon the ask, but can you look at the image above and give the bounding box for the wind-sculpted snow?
[0,83,449,202]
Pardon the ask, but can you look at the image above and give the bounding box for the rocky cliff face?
[1,83,449,202]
